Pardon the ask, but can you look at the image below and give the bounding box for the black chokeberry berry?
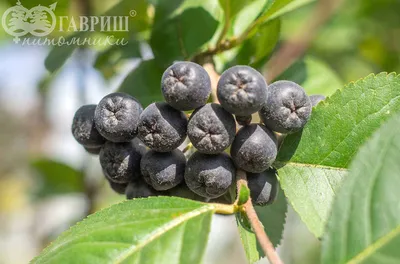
[168,184,205,201]
[161,62,211,111]
[259,81,312,134]
[231,124,277,173]
[141,149,186,191]
[72,104,106,148]
[84,146,102,155]
[217,66,267,116]
[99,139,146,184]
[185,152,235,199]
[187,103,236,154]
[138,102,187,152]
[107,180,128,195]
[125,180,160,199]
[247,169,279,206]
[235,115,252,126]
[94,92,143,142]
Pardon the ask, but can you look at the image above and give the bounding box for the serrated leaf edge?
[32,197,214,263]
[278,72,400,169]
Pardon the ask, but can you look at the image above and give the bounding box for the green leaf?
[237,214,260,263]
[237,18,281,67]
[230,0,269,37]
[150,0,221,66]
[260,0,316,23]
[94,39,141,79]
[276,56,343,96]
[218,0,255,19]
[255,188,288,247]
[322,113,400,264]
[44,0,149,73]
[118,59,164,107]
[33,197,215,264]
[236,188,287,263]
[276,73,400,237]
[5,0,69,20]
[101,0,150,37]
[31,159,84,197]
[44,33,82,73]
[276,165,346,237]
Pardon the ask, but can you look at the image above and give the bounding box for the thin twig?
[236,170,284,264]
[264,0,344,82]
[215,2,231,47]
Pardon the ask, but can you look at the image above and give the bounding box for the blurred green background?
[0,0,399,263]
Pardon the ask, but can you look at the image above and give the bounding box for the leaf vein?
[112,205,214,264]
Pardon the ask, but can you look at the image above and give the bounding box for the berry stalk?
[236,170,284,264]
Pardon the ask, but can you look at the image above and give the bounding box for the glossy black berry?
[125,180,160,199]
[72,104,106,148]
[259,81,312,134]
[187,103,236,154]
[217,66,267,116]
[99,139,146,184]
[161,61,211,111]
[185,152,235,199]
[230,124,277,173]
[247,169,279,206]
[310,94,326,106]
[94,92,143,142]
[138,102,187,152]
[141,149,186,191]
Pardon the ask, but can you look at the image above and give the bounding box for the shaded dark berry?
[138,102,187,152]
[72,104,106,148]
[185,152,235,199]
[231,124,277,173]
[84,146,102,155]
[125,180,160,199]
[94,93,142,142]
[107,180,128,195]
[187,103,236,154]
[99,139,146,184]
[235,115,252,126]
[247,168,279,206]
[141,149,186,191]
[168,184,205,201]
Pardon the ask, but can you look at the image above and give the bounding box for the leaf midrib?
[347,225,400,264]
[112,205,215,264]
[275,161,348,171]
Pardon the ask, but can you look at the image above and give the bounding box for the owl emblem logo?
[2,1,57,43]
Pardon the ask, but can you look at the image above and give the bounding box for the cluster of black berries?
[72,62,324,206]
